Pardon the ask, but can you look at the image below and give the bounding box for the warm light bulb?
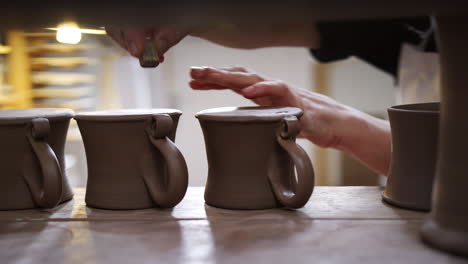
[56,23,82,44]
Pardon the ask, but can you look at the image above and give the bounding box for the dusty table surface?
[0,187,466,264]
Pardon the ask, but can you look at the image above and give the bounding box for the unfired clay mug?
[383,102,439,211]
[0,108,74,210]
[196,106,315,210]
[75,109,188,209]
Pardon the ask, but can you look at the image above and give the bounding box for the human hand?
[190,66,350,149]
[106,23,319,59]
[106,26,193,59]
[189,66,391,175]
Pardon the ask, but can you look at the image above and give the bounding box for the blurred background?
[0,25,395,188]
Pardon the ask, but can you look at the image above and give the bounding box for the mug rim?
[74,108,182,122]
[388,102,439,114]
[196,106,303,122]
[0,108,74,125]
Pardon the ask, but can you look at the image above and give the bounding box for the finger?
[190,67,264,89]
[240,80,289,99]
[153,27,189,55]
[219,66,248,73]
[219,66,271,80]
[251,96,274,106]
[121,29,148,57]
[106,28,148,57]
[189,80,228,90]
[106,28,127,50]
[190,80,244,96]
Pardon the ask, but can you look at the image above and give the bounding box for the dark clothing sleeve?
[310,17,436,77]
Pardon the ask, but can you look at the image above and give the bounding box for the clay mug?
[0,108,74,210]
[75,109,188,209]
[196,106,315,210]
[382,102,439,211]
[419,17,468,256]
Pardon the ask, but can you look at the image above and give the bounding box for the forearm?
[190,23,320,49]
[189,66,391,175]
[338,109,392,176]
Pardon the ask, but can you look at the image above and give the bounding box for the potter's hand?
[190,66,344,148]
[190,23,319,49]
[190,66,391,175]
[106,23,319,59]
[106,26,192,58]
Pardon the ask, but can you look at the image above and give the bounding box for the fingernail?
[156,39,168,53]
[191,67,205,78]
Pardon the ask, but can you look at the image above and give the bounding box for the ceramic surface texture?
[75,109,188,210]
[383,102,439,211]
[197,106,314,210]
[0,108,74,210]
[420,16,468,257]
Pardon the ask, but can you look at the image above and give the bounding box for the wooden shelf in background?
[27,44,96,55]
[31,57,98,70]
[34,97,95,109]
[0,93,18,105]
[32,72,96,86]
[6,31,33,108]
[32,87,93,98]
[23,32,56,38]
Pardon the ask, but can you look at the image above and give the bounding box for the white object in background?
[397,43,440,104]
[113,56,153,109]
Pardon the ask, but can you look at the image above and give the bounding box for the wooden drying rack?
[0,31,97,110]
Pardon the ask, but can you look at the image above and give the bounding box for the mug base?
[421,217,468,257]
[85,189,156,210]
[205,201,279,210]
[0,195,74,211]
[381,192,430,212]
[84,199,156,210]
[84,202,156,210]
[85,204,156,210]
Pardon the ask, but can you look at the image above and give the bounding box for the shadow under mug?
[196,106,315,210]
[0,108,74,210]
[75,109,188,210]
[383,102,439,211]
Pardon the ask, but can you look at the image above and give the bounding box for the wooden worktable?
[0,187,465,264]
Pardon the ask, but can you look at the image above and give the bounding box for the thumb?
[240,80,298,107]
[241,80,290,99]
[106,28,147,57]
[121,29,148,57]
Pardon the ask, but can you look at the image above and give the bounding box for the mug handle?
[269,116,315,208]
[142,114,188,208]
[23,118,63,208]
